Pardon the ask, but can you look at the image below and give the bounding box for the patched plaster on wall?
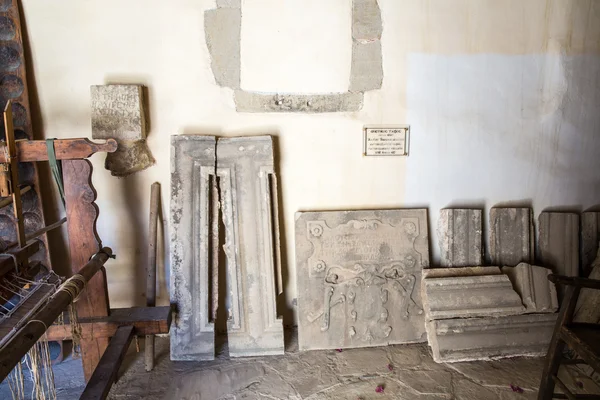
[204,0,383,113]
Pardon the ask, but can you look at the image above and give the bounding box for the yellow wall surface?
[20,0,600,325]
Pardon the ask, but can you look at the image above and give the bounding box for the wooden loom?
[0,105,171,399]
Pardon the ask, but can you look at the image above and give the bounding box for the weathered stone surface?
[426,313,556,363]
[91,84,145,140]
[575,247,600,323]
[234,90,363,113]
[423,274,525,320]
[170,135,218,361]
[349,40,383,92]
[438,209,483,267]
[538,212,580,280]
[502,263,558,313]
[489,207,534,266]
[422,266,501,279]
[217,136,284,357]
[295,209,430,351]
[352,0,383,41]
[216,0,240,8]
[103,139,155,177]
[582,212,600,275]
[204,8,241,89]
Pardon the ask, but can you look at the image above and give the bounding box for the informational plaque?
[363,126,409,156]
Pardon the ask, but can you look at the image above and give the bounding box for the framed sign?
[363,126,409,157]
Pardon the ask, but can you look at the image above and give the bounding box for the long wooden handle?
[0,138,118,163]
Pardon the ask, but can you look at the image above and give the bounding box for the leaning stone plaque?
[295,209,430,351]
[91,84,146,141]
[363,126,409,156]
[170,135,218,361]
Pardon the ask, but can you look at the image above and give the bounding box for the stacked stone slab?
[422,265,558,363]
[438,209,483,267]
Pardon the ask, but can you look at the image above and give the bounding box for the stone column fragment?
[438,209,483,267]
[489,208,534,266]
[217,136,284,357]
[426,314,557,363]
[582,212,600,276]
[423,275,525,320]
[170,135,218,361]
[502,263,558,313]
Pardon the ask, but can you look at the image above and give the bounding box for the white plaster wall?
[20,0,600,325]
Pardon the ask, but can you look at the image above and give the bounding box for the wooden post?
[4,101,26,248]
[145,182,160,372]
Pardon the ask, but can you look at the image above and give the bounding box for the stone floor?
[1,332,600,399]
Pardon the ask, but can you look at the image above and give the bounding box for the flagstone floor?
[2,331,599,399]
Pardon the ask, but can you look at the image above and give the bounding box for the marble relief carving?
[296,210,430,351]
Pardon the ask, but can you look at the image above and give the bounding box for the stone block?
[426,314,557,363]
[170,135,218,361]
[217,136,284,357]
[489,208,534,266]
[295,209,430,351]
[352,0,382,41]
[423,274,525,320]
[502,263,558,313]
[422,266,501,279]
[538,212,580,282]
[349,40,383,92]
[91,84,145,141]
[234,90,363,113]
[438,209,483,267]
[582,212,600,275]
[204,8,241,89]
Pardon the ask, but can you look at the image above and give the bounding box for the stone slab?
[502,263,558,313]
[295,209,430,351]
[204,8,241,89]
[170,135,218,361]
[582,212,600,276]
[91,84,145,141]
[423,274,525,320]
[352,0,383,41]
[217,136,284,357]
[349,40,383,92]
[489,207,534,267]
[538,212,580,284]
[437,209,483,267]
[426,313,557,363]
[234,90,363,113]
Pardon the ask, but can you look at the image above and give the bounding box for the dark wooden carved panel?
[0,0,50,267]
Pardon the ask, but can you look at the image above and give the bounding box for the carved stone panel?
[295,209,430,351]
[170,135,218,361]
[217,136,284,357]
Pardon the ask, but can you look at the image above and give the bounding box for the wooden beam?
[0,138,117,163]
[44,306,171,341]
[0,240,39,277]
[80,325,135,400]
[0,249,112,382]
